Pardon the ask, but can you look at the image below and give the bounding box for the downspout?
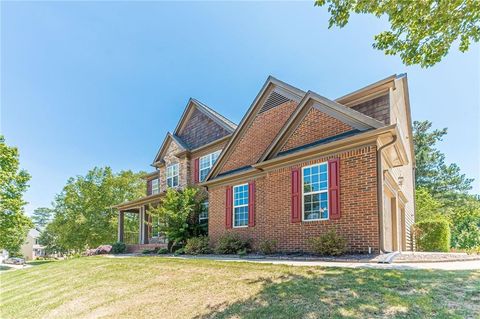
[376,134,397,253]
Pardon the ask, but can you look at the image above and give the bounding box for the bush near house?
[413,219,451,252]
[184,237,211,255]
[214,233,252,255]
[257,239,278,255]
[308,230,347,256]
[111,242,126,254]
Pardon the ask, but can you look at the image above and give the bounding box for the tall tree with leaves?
[148,187,206,251]
[0,135,33,253]
[47,167,145,251]
[413,120,473,199]
[315,0,480,67]
[31,207,53,229]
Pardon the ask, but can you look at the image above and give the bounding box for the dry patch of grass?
[0,256,479,318]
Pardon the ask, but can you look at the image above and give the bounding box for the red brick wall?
[219,101,298,173]
[281,107,353,152]
[208,145,379,253]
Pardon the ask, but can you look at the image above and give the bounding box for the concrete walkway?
[172,255,480,270]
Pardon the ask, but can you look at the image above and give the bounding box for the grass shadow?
[195,267,480,319]
[27,260,56,266]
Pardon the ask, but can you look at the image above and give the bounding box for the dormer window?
[199,150,221,182]
[167,163,179,188]
[151,178,160,195]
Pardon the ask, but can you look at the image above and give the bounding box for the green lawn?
[1,257,479,319]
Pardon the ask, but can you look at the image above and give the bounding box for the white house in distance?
[20,229,45,260]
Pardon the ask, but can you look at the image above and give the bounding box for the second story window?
[167,163,179,188]
[151,178,160,195]
[199,150,221,182]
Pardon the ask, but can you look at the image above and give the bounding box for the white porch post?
[138,206,145,244]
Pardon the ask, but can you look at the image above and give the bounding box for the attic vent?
[260,91,291,113]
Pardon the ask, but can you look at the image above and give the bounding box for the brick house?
[114,74,415,253]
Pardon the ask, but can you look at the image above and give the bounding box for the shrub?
[184,237,211,255]
[141,248,156,254]
[111,242,126,254]
[258,239,277,255]
[157,248,169,254]
[237,248,247,257]
[174,248,185,256]
[413,219,451,252]
[308,230,347,256]
[214,233,251,254]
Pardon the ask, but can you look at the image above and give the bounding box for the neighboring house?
[20,229,45,260]
[114,74,414,253]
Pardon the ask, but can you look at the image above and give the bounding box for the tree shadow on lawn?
[195,267,480,319]
[27,260,56,266]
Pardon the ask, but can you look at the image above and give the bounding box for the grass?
[0,257,479,319]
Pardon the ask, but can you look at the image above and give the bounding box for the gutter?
[376,134,397,253]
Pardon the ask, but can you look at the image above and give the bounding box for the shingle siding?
[350,94,390,124]
[178,108,231,149]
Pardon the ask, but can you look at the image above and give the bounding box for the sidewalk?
[172,255,480,270]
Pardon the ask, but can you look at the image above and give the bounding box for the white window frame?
[199,201,209,223]
[151,178,160,195]
[151,215,161,238]
[166,163,179,188]
[233,183,249,228]
[302,162,329,222]
[199,150,221,182]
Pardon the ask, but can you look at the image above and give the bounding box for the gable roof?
[259,91,385,162]
[205,76,306,181]
[152,132,187,166]
[174,98,237,136]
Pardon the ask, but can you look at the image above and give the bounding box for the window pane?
[234,206,249,227]
[302,163,329,220]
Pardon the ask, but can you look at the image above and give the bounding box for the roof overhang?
[112,193,164,211]
[335,74,397,107]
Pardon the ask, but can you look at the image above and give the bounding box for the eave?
[112,193,164,211]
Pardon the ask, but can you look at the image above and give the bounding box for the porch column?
[118,211,124,242]
[138,207,144,244]
[143,207,149,244]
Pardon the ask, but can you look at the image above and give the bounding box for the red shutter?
[291,168,301,223]
[225,186,233,229]
[248,181,255,227]
[194,158,200,183]
[147,180,152,196]
[328,158,341,219]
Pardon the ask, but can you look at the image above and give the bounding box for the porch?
[114,194,168,251]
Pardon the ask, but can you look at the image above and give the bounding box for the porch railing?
[124,231,139,245]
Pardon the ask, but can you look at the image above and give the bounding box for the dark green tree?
[315,0,480,67]
[0,135,33,253]
[413,120,473,199]
[32,207,53,229]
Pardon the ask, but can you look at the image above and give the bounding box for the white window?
[151,215,161,238]
[199,201,208,223]
[302,163,329,221]
[199,150,221,182]
[151,178,160,195]
[166,163,179,188]
[233,184,249,227]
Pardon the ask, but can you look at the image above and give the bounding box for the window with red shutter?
[225,186,233,229]
[328,158,341,219]
[291,168,301,223]
[248,181,255,227]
